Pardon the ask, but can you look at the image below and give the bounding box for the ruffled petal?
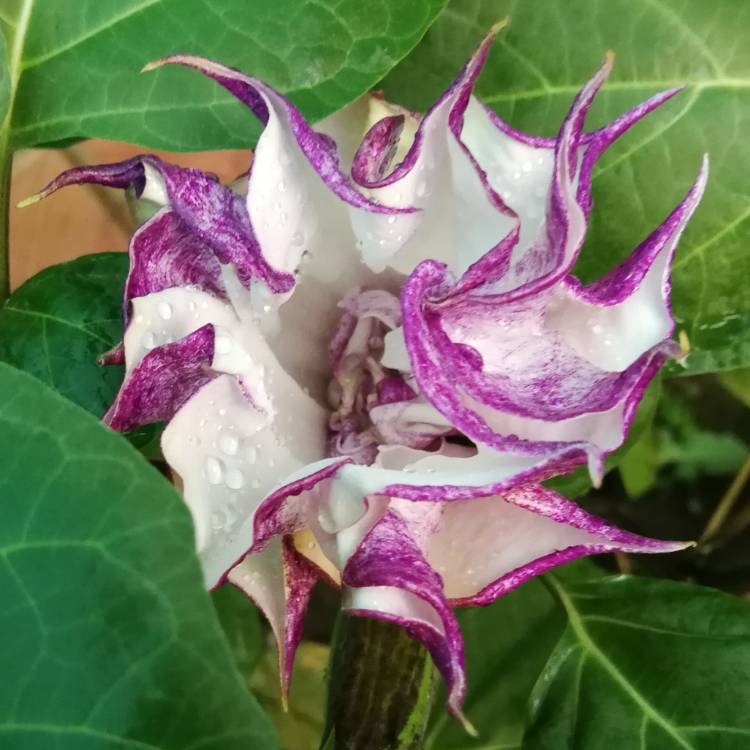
[228,537,318,699]
[421,484,690,606]
[104,324,215,431]
[349,25,516,276]
[124,210,226,320]
[549,158,708,370]
[342,510,469,721]
[27,155,293,293]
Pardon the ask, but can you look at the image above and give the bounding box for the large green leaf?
[0,0,446,151]
[525,575,750,749]
[427,561,599,750]
[0,362,276,748]
[381,0,750,375]
[0,252,126,417]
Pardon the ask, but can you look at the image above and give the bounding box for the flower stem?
[699,452,750,546]
[322,615,435,750]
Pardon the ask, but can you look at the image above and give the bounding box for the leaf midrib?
[547,575,695,750]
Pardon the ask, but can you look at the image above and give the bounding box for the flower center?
[325,288,459,466]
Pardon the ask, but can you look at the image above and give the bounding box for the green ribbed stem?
[322,615,435,750]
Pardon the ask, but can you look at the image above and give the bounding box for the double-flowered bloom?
[30,29,706,722]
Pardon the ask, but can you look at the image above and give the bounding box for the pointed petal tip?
[489,16,510,36]
[16,192,43,209]
[141,58,169,73]
[453,709,478,737]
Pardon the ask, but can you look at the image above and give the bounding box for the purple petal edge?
[343,510,468,717]
[103,325,215,431]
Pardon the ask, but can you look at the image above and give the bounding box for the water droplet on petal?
[416,180,427,197]
[157,301,173,320]
[246,445,257,464]
[251,478,261,489]
[225,468,245,490]
[291,230,304,246]
[188,435,201,447]
[278,180,286,192]
[219,433,239,456]
[143,332,157,350]
[387,215,396,225]
[204,456,224,485]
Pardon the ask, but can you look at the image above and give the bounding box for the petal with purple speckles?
[228,537,318,699]
[418,484,689,607]
[342,510,469,721]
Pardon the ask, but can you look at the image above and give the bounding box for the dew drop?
[277,179,286,192]
[291,230,304,246]
[279,211,288,224]
[188,435,201,447]
[387,215,396,225]
[135,314,144,324]
[591,323,604,335]
[416,180,427,197]
[157,301,173,320]
[246,445,258,464]
[204,456,224,485]
[251,478,261,489]
[268,457,275,469]
[225,467,245,490]
[522,161,532,173]
[512,170,522,180]
[218,408,227,417]
[219,433,239,456]
[143,332,157,350]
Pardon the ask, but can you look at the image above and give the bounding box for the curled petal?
[26,155,293,293]
[420,484,689,606]
[228,537,318,700]
[145,55,411,277]
[342,510,469,721]
[124,209,225,321]
[104,324,215,431]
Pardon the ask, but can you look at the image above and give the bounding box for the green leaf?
[719,368,750,409]
[381,0,750,374]
[212,584,265,679]
[427,561,600,750]
[0,362,276,748]
[525,575,750,749]
[1,0,446,151]
[619,425,660,497]
[0,252,126,416]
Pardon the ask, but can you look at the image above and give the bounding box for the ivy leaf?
[0,253,126,417]
[0,362,276,748]
[1,0,446,151]
[381,0,750,375]
[525,575,750,749]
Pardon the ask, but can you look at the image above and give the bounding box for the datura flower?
[27,29,706,723]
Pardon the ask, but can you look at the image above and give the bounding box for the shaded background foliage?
[0,1,749,749]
